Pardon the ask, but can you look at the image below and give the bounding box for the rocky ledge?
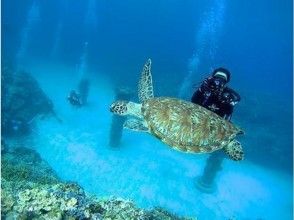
[1,144,195,220]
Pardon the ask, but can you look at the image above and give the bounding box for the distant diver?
[67,90,82,107]
[110,59,244,161]
[191,67,241,121]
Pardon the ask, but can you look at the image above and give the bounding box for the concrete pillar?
[109,87,133,148]
[195,151,225,193]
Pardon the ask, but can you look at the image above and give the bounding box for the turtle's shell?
[142,97,243,153]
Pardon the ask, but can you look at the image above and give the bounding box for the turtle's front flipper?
[223,140,244,161]
[124,119,149,132]
[138,59,154,102]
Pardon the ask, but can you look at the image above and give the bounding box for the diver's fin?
[124,119,149,132]
[223,140,244,161]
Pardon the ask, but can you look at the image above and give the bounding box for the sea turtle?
[110,59,244,161]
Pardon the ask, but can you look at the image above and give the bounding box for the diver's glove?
[220,92,235,104]
[207,77,226,93]
[230,101,238,106]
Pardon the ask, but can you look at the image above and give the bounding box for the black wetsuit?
[191,76,240,121]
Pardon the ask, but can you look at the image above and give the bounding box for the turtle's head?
[110,100,129,115]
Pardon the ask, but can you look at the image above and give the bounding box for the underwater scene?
[1,0,293,219]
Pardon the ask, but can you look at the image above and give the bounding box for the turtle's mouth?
[110,102,122,115]
[110,103,115,113]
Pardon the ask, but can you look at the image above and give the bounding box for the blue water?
[2,0,293,219]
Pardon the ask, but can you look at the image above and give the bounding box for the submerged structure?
[196,152,224,193]
[78,78,90,106]
[109,87,133,148]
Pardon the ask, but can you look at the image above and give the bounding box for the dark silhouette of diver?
[68,78,90,107]
[192,67,241,193]
[67,90,82,107]
[191,67,240,121]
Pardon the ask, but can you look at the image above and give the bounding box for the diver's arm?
[191,79,212,106]
[222,87,241,106]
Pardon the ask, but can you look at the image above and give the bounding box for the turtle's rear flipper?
[124,119,149,132]
[223,140,244,161]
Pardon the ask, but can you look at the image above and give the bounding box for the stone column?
[195,151,225,193]
[78,78,90,106]
[109,87,133,148]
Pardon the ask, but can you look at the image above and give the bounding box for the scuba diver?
[191,67,240,121]
[67,90,82,107]
[67,78,90,108]
[192,67,241,193]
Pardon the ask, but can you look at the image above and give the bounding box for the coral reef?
[1,146,195,220]
[1,63,57,136]
[2,147,59,185]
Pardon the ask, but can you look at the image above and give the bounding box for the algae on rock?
[1,146,195,220]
